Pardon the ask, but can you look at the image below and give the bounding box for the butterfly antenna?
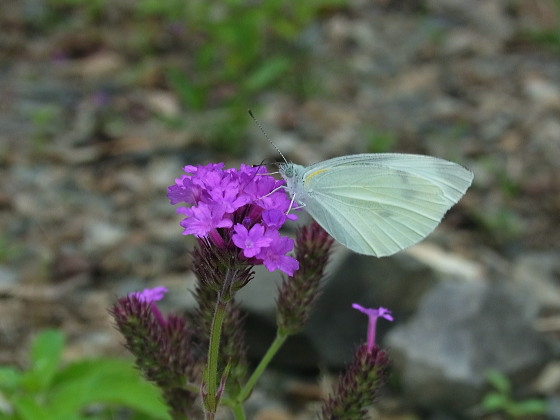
[248,109,288,164]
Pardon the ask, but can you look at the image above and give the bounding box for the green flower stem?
[236,331,289,403]
[225,398,246,420]
[203,299,228,418]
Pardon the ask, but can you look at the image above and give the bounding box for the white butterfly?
[279,153,473,257]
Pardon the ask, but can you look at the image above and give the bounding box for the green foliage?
[496,169,521,199]
[481,370,546,418]
[28,105,63,151]
[159,0,341,153]
[162,0,330,92]
[471,156,524,245]
[38,0,346,155]
[166,67,208,112]
[0,235,22,263]
[364,127,397,153]
[0,330,171,420]
[135,0,186,18]
[518,0,560,53]
[46,0,108,23]
[476,207,524,244]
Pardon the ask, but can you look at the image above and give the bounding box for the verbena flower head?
[322,304,393,420]
[110,287,200,417]
[321,343,390,420]
[168,163,299,276]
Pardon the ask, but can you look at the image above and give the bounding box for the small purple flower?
[232,224,273,258]
[130,286,168,303]
[256,234,299,276]
[352,304,393,352]
[179,203,233,237]
[262,209,287,229]
[129,286,168,325]
[167,163,299,276]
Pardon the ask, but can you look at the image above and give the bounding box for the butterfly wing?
[299,154,473,256]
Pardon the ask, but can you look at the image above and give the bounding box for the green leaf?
[21,330,64,392]
[481,392,509,411]
[11,395,53,420]
[365,127,396,153]
[508,399,547,417]
[243,57,291,92]
[48,358,171,419]
[486,370,511,394]
[0,366,22,390]
[166,67,207,110]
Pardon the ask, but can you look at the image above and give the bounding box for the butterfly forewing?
[282,154,473,257]
[305,154,473,202]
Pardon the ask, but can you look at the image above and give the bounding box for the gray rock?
[305,250,439,368]
[84,220,127,251]
[512,252,560,312]
[0,266,18,292]
[546,395,560,420]
[386,279,551,411]
[239,248,440,369]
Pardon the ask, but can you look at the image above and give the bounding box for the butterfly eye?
[281,164,295,177]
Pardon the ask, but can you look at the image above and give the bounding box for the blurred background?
[1,0,560,419]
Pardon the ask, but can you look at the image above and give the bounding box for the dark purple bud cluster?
[276,221,335,335]
[110,289,200,418]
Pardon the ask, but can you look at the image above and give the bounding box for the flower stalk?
[202,298,228,417]
[237,331,288,403]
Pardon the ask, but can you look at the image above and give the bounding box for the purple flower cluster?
[168,163,299,276]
